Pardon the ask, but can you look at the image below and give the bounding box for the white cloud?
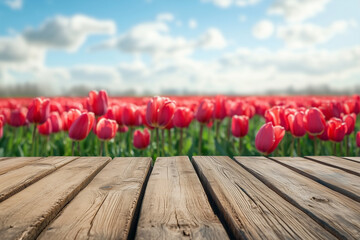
[3,0,22,10]
[156,13,174,22]
[93,18,227,58]
[268,0,331,22]
[70,65,122,83]
[23,15,116,51]
[188,19,198,29]
[252,20,274,39]
[202,0,260,8]
[277,20,354,49]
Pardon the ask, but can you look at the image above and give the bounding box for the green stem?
[332,142,337,156]
[78,141,81,156]
[167,129,172,154]
[297,138,301,157]
[156,128,160,157]
[314,137,317,156]
[72,141,75,156]
[215,120,220,140]
[345,135,349,156]
[226,118,231,141]
[238,137,242,156]
[100,141,104,156]
[291,136,295,157]
[128,127,133,155]
[179,128,183,155]
[105,141,109,156]
[31,124,37,156]
[161,129,165,156]
[198,123,204,155]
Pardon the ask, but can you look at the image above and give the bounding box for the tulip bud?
[27,98,50,124]
[287,112,306,137]
[195,99,213,123]
[213,95,227,120]
[255,122,285,155]
[146,97,176,128]
[9,107,28,127]
[327,118,347,142]
[69,112,95,141]
[303,108,326,136]
[133,128,151,150]
[49,112,63,133]
[343,113,356,135]
[0,115,4,139]
[96,118,118,140]
[66,109,82,131]
[38,118,52,136]
[356,131,360,148]
[173,107,193,128]
[122,104,138,127]
[87,90,108,116]
[231,115,249,138]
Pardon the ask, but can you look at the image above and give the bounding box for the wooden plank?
[0,157,10,161]
[0,157,110,240]
[0,157,43,175]
[343,157,360,164]
[306,156,360,176]
[235,156,360,240]
[271,157,360,202]
[135,156,229,240]
[192,156,335,240]
[38,157,152,240]
[0,156,78,203]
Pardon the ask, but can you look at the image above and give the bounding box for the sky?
[0,0,359,95]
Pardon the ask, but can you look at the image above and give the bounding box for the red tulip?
[195,99,213,123]
[118,125,129,133]
[9,107,28,127]
[38,118,52,136]
[103,107,116,121]
[49,112,63,133]
[255,122,285,155]
[356,132,360,148]
[343,113,356,135]
[287,112,306,137]
[213,95,227,120]
[265,106,288,130]
[0,108,10,124]
[146,96,176,128]
[87,90,108,116]
[303,108,326,136]
[96,118,118,140]
[317,122,329,141]
[0,115,4,138]
[231,115,249,138]
[133,128,150,150]
[61,112,69,131]
[122,104,138,127]
[327,118,347,142]
[344,99,360,115]
[26,98,50,124]
[113,105,124,126]
[173,107,193,128]
[67,109,81,130]
[69,112,95,141]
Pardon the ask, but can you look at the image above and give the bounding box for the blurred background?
[0,0,359,96]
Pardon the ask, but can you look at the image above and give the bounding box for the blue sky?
[0,0,359,95]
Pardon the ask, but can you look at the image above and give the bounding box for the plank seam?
[190,157,236,240]
[127,159,153,240]
[304,156,360,176]
[233,157,344,240]
[268,157,360,203]
[342,157,360,164]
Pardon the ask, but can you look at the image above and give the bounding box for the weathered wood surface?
[0,157,9,161]
[192,156,335,240]
[306,156,360,176]
[0,157,42,175]
[0,156,78,203]
[38,157,151,240]
[135,156,229,240]
[271,157,360,202]
[0,157,110,240]
[235,156,360,240]
[343,157,360,164]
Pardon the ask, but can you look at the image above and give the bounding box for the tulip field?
[0,91,359,159]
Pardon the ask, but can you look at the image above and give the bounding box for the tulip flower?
[287,112,306,156]
[96,118,118,156]
[303,107,326,155]
[255,122,285,156]
[195,99,213,154]
[265,106,288,130]
[27,98,50,154]
[38,118,52,136]
[87,90,108,116]
[146,96,176,156]
[133,128,150,150]
[69,112,95,155]
[343,113,356,155]
[9,107,28,128]
[356,132,360,149]
[122,104,138,127]
[66,109,81,131]
[231,115,249,155]
[213,95,227,139]
[49,112,63,133]
[173,107,193,154]
[26,98,50,124]
[327,118,347,155]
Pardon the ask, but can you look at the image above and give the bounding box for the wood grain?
[235,156,360,240]
[135,156,229,240]
[0,156,78,203]
[38,157,151,240]
[0,157,110,240]
[0,157,43,175]
[192,156,335,240]
[306,156,360,176]
[271,157,360,202]
[343,157,360,164]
